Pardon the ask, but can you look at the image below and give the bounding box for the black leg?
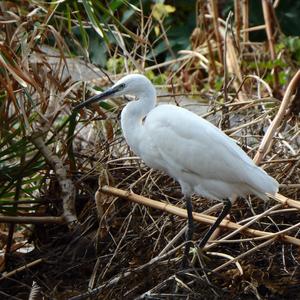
[198,198,232,248]
[183,196,194,265]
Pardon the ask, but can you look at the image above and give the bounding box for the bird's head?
[74,74,154,111]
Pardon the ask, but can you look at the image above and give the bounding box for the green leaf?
[152,3,176,20]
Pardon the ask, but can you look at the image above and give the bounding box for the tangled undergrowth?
[5,83,300,299]
[67,84,300,299]
[1,1,300,299]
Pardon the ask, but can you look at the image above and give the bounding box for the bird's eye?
[118,83,125,90]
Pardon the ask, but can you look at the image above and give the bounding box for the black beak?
[73,85,121,111]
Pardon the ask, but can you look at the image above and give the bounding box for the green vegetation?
[0,1,300,299]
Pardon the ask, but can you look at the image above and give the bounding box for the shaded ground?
[2,124,300,299]
[1,2,300,299]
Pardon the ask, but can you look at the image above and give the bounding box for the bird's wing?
[141,105,276,193]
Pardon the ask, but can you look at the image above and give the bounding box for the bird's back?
[138,104,278,200]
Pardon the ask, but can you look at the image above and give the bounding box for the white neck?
[120,85,156,153]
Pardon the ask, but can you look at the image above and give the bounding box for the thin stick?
[211,237,276,273]
[0,258,43,281]
[31,134,77,223]
[268,192,300,210]
[202,4,218,76]
[254,70,300,164]
[100,186,300,246]
[262,0,279,92]
[209,0,223,64]
[234,0,241,49]
[207,251,243,275]
[223,11,233,103]
[241,24,266,32]
[68,243,183,300]
[0,216,64,224]
[242,0,249,43]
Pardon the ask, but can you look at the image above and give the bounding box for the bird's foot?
[181,241,196,268]
[195,244,212,265]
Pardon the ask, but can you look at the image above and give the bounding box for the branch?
[31,134,77,223]
[0,216,64,224]
[100,186,300,247]
[262,0,279,92]
[254,69,300,164]
[0,258,43,282]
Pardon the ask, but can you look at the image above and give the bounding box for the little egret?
[74,74,279,260]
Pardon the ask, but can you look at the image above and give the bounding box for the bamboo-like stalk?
[234,0,241,50]
[268,193,300,210]
[223,11,233,103]
[254,69,300,164]
[0,258,43,282]
[0,216,64,223]
[210,237,277,273]
[100,186,300,247]
[209,0,223,64]
[241,24,266,32]
[69,244,183,300]
[31,134,77,223]
[261,0,279,92]
[202,3,218,77]
[223,24,245,100]
[242,0,249,43]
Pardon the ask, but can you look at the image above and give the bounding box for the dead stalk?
[68,243,183,300]
[210,237,277,273]
[254,69,300,164]
[262,0,279,92]
[209,0,223,64]
[234,0,241,49]
[0,216,64,224]
[100,186,300,247]
[31,134,77,223]
[242,0,249,43]
[0,259,43,281]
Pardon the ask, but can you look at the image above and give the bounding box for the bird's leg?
[198,198,232,248]
[183,196,194,263]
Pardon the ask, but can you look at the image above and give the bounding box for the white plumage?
[75,74,279,257]
[118,74,278,200]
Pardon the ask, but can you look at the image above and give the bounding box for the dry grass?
[1,1,300,299]
[66,83,300,299]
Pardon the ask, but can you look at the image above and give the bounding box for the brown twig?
[210,237,277,273]
[31,134,77,224]
[209,0,223,64]
[100,186,300,247]
[261,0,279,93]
[68,243,183,300]
[242,0,249,43]
[267,193,300,210]
[223,11,233,104]
[254,69,300,164]
[202,4,218,77]
[0,216,64,224]
[234,0,241,50]
[0,258,43,282]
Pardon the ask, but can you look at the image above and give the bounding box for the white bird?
[74,74,279,261]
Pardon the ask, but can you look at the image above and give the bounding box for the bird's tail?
[247,167,279,201]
